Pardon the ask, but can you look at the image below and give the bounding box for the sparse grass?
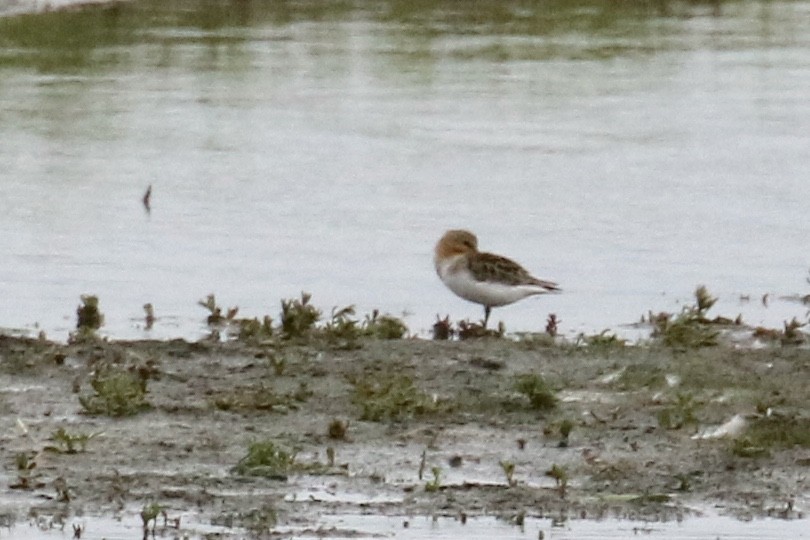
[141,503,164,538]
[213,505,278,537]
[458,319,505,340]
[514,373,557,410]
[192,293,408,345]
[424,466,442,492]
[731,438,769,458]
[559,419,574,446]
[10,451,41,490]
[236,316,274,343]
[363,310,408,339]
[781,318,806,345]
[500,460,517,487]
[350,374,448,422]
[281,292,321,339]
[76,294,104,330]
[577,330,626,351]
[614,363,666,390]
[650,286,721,349]
[78,368,150,417]
[267,352,287,375]
[232,440,297,477]
[734,415,810,453]
[322,305,362,349]
[48,428,101,454]
[239,505,279,537]
[657,392,700,430]
[198,294,238,326]
[432,315,453,340]
[212,383,310,413]
[71,294,105,342]
[232,438,337,478]
[545,464,568,497]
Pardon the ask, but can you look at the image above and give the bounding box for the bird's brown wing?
[468,252,559,290]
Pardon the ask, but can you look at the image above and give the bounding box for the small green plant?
[458,319,504,340]
[363,310,408,339]
[736,414,810,452]
[322,305,362,348]
[694,285,717,315]
[614,363,666,390]
[78,368,150,417]
[500,460,517,487]
[265,352,286,376]
[198,294,238,326]
[781,318,806,345]
[351,374,447,422]
[49,428,100,454]
[76,294,104,330]
[432,315,453,340]
[651,286,720,348]
[53,476,70,502]
[212,384,304,413]
[559,419,574,447]
[514,374,557,410]
[424,466,442,492]
[578,330,626,350]
[236,316,274,343]
[10,451,40,489]
[545,464,568,497]
[280,292,321,338]
[141,503,164,539]
[232,440,297,477]
[241,505,279,536]
[657,392,700,430]
[731,438,769,458]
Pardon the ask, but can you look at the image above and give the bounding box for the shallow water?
[1,0,809,340]
[315,514,810,539]
[7,511,808,539]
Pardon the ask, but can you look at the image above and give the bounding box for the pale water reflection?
[8,510,809,540]
[1,0,809,340]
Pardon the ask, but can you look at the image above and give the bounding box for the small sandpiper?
[434,229,560,327]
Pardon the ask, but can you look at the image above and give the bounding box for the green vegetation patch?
[47,428,101,454]
[614,363,666,390]
[78,368,150,417]
[656,392,700,430]
[651,286,723,349]
[212,382,311,413]
[742,415,810,450]
[351,374,448,422]
[232,440,297,477]
[363,310,409,340]
[281,292,321,339]
[514,373,557,410]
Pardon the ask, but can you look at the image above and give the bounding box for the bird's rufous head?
[435,229,479,259]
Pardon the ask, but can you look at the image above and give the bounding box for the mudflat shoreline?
[1,329,807,537]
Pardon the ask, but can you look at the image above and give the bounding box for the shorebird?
[434,229,560,327]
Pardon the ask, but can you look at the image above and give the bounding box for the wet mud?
[1,334,808,537]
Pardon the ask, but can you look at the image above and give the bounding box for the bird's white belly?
[437,259,543,307]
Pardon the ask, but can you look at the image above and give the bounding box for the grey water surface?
[1,0,809,340]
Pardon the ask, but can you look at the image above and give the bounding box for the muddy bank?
[0,333,808,537]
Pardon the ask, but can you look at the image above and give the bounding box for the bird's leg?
[483,306,491,329]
